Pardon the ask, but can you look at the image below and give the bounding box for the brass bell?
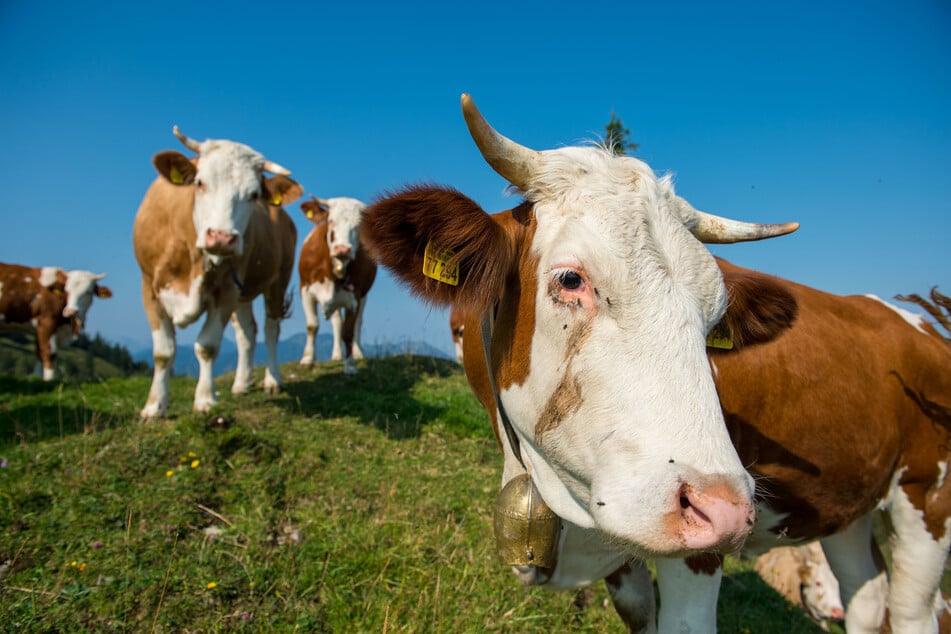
[494,473,562,567]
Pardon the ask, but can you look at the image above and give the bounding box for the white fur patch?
[865,294,928,335]
[39,267,59,287]
[159,275,205,328]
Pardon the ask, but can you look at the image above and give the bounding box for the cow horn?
[677,195,799,244]
[172,125,202,153]
[461,93,541,190]
[263,160,291,176]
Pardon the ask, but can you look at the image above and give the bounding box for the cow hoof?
[343,359,358,375]
[264,383,281,396]
[331,353,343,362]
[300,358,314,367]
[140,402,167,420]
[231,385,251,396]
[193,400,217,413]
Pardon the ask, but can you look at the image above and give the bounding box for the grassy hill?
[1,356,845,632]
[0,331,148,383]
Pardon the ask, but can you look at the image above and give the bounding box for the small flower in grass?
[166,469,174,477]
[206,581,217,590]
[0,458,7,468]
[92,541,102,550]
[190,459,200,468]
[242,612,250,621]
[188,451,197,458]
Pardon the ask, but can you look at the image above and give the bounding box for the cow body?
[298,197,377,374]
[362,95,800,633]
[133,128,301,418]
[0,262,111,379]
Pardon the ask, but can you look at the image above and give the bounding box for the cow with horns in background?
[298,196,377,374]
[133,127,301,418]
[361,94,799,633]
[0,262,112,380]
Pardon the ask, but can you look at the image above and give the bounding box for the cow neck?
[201,254,245,294]
[480,310,527,471]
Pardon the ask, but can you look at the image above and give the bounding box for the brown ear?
[362,185,518,314]
[95,285,113,299]
[265,175,304,207]
[300,200,328,222]
[153,151,196,185]
[716,258,798,349]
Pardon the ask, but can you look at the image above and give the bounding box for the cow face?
[363,95,798,558]
[152,127,291,263]
[62,270,111,329]
[323,197,367,279]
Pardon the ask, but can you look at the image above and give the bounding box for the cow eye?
[558,270,584,290]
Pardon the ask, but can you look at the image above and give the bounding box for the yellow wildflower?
[191,459,200,468]
[206,581,217,589]
[166,470,174,477]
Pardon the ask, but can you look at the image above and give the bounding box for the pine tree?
[605,111,639,156]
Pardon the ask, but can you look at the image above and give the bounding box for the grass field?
[1,356,842,632]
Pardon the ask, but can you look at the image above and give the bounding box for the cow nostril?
[680,495,690,510]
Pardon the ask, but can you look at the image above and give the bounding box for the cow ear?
[362,185,518,315]
[717,258,798,349]
[300,200,327,222]
[153,151,196,186]
[264,175,303,207]
[95,285,113,299]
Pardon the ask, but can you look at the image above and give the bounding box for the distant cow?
[361,94,798,632]
[0,262,112,380]
[449,307,465,364]
[298,196,377,374]
[754,542,844,627]
[133,127,301,418]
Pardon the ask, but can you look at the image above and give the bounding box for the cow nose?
[676,479,755,552]
[333,244,352,259]
[204,229,238,254]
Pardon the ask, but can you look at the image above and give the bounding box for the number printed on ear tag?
[422,242,459,286]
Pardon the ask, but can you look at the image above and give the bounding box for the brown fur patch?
[536,371,582,438]
[684,552,723,576]
[715,257,798,349]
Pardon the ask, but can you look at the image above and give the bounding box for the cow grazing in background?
[754,542,844,628]
[361,94,798,633]
[133,127,301,418]
[298,196,377,374]
[449,307,465,364]
[0,262,112,380]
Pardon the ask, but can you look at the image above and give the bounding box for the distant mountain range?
[131,332,452,377]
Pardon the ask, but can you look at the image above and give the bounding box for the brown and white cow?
[0,262,112,380]
[362,95,798,632]
[754,542,844,627]
[133,127,301,418]
[298,196,377,374]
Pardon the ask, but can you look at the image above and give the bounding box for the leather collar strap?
[480,311,527,470]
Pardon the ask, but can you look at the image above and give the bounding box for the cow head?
[312,197,367,279]
[62,270,112,330]
[362,94,799,557]
[152,126,292,262]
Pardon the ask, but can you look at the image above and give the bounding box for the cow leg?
[654,556,720,634]
[300,288,319,366]
[350,295,368,360]
[886,481,951,633]
[231,303,256,395]
[142,316,175,419]
[193,307,229,412]
[34,320,56,380]
[329,309,344,361]
[341,305,358,375]
[819,512,888,633]
[605,558,657,634]
[261,296,283,395]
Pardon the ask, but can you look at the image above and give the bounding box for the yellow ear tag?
[271,193,283,206]
[169,165,185,185]
[423,241,459,286]
[706,321,734,350]
[305,210,314,219]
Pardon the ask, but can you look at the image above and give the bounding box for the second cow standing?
[298,197,377,374]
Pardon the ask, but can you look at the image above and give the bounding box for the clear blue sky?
[2,1,949,358]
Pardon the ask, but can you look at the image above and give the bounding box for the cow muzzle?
[494,474,562,567]
[204,229,239,255]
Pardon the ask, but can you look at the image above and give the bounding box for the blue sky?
[1,1,948,359]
